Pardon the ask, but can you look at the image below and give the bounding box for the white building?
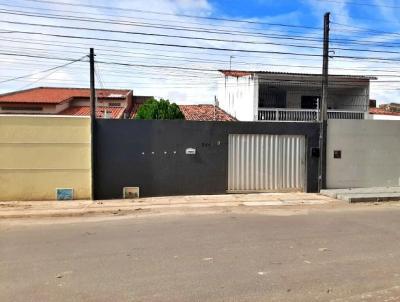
[217,70,375,122]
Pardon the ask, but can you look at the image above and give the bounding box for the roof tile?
[59,106,125,119]
[0,87,131,104]
[369,107,400,116]
[130,104,236,121]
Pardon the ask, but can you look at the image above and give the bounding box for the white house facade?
[217,70,375,122]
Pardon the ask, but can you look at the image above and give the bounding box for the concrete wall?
[0,115,91,201]
[54,101,70,113]
[95,120,320,199]
[327,120,400,188]
[218,75,257,121]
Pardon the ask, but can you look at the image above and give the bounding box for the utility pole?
[229,55,234,70]
[89,48,96,200]
[318,12,330,192]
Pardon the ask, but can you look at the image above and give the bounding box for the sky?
[1,0,400,105]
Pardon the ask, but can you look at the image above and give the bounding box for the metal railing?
[258,108,365,121]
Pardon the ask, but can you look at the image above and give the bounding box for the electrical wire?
[0,19,323,50]
[21,0,323,30]
[0,8,324,42]
[0,55,87,84]
[314,0,400,10]
[17,56,87,89]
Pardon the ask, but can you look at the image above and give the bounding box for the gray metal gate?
[228,134,305,192]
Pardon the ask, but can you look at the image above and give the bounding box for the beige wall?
[0,115,91,201]
[327,120,400,188]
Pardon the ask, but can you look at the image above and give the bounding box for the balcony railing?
[258,108,365,121]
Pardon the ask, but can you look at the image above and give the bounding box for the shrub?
[136,97,185,120]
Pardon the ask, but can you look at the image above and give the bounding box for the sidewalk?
[0,193,338,219]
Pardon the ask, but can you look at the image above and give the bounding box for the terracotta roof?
[219,69,377,80]
[129,103,142,118]
[0,87,131,104]
[220,70,252,77]
[130,104,236,121]
[59,106,125,119]
[369,107,400,116]
[178,105,236,121]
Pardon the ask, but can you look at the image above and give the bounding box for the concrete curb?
[0,193,335,219]
[320,187,400,203]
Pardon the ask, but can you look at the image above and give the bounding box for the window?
[1,106,43,111]
[301,96,320,109]
[108,103,121,107]
[259,86,286,108]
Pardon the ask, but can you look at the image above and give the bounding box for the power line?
[17,56,87,89]
[0,7,324,41]
[0,55,86,84]
[0,30,324,58]
[21,0,323,30]
[10,6,400,50]
[0,34,324,62]
[0,19,323,50]
[9,5,400,49]
[4,15,400,60]
[6,42,400,75]
[5,7,400,51]
[332,21,400,38]
[9,27,400,64]
[95,62,105,89]
[0,52,387,86]
[314,0,400,10]
[0,40,324,70]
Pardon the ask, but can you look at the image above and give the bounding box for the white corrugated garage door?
[228,134,306,192]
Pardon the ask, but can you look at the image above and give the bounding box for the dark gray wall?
[94,120,320,199]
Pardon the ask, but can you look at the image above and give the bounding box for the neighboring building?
[60,106,127,119]
[217,70,376,122]
[130,103,236,121]
[0,87,133,118]
[0,88,236,121]
[178,105,236,121]
[379,102,400,113]
[369,107,400,120]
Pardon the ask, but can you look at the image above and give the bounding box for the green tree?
[135,97,185,120]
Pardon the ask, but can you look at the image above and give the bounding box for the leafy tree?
[135,97,185,120]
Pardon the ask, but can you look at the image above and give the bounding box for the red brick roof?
[59,106,125,119]
[130,103,142,118]
[130,104,236,121]
[179,105,236,121]
[219,70,252,77]
[0,87,131,104]
[370,108,400,116]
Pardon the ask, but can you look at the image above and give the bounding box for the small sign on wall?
[56,188,74,201]
[185,148,196,155]
[334,150,342,159]
[123,187,140,199]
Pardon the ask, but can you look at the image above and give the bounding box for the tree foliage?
[135,97,185,120]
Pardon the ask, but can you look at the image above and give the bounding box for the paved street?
[2,206,400,301]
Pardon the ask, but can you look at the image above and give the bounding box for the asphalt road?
[2,207,400,301]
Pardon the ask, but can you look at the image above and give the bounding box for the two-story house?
[217,70,376,121]
[0,87,134,118]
